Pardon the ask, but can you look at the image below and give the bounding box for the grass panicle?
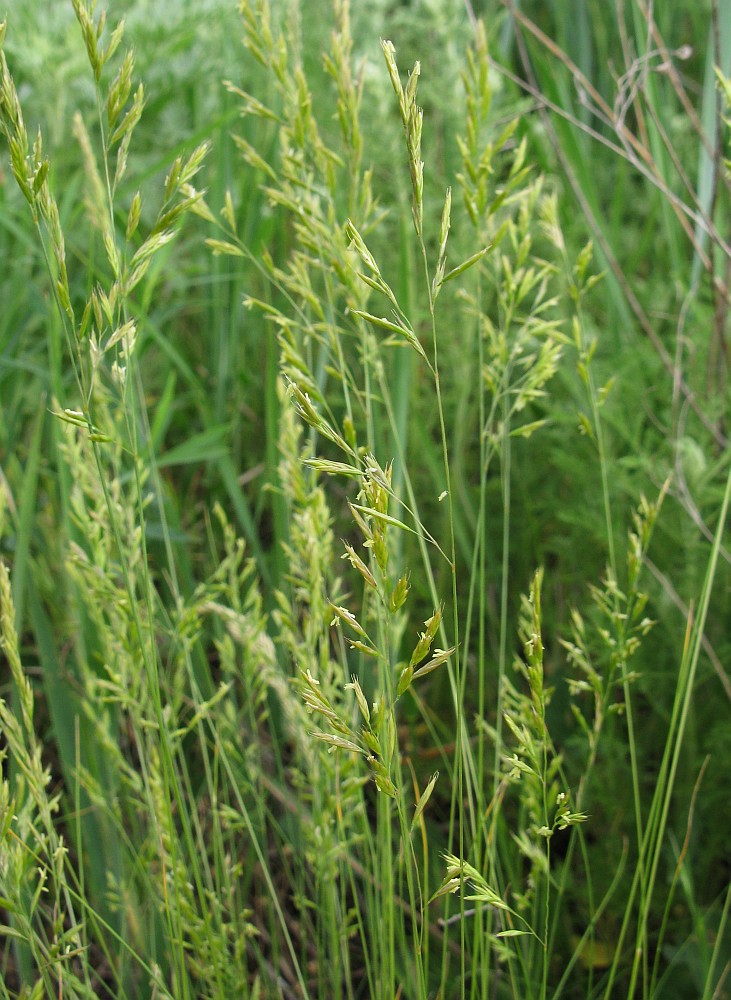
[0,1,728,997]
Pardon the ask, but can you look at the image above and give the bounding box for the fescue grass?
[0,1,729,997]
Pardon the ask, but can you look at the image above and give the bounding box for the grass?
[0,0,730,997]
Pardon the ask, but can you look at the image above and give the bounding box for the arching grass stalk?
[380,40,470,992]
[2,11,193,987]
[555,222,652,983]
[382,28,573,997]
[614,458,731,1000]
[223,4,440,990]
[1,8,310,994]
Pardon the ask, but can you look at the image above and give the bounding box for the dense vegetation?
[0,1,729,997]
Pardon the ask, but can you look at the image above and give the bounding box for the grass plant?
[0,1,729,997]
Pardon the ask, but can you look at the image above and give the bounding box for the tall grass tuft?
[0,1,729,998]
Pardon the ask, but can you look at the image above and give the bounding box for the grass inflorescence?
[0,1,729,997]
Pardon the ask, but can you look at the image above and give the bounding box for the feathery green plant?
[0,2,729,998]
